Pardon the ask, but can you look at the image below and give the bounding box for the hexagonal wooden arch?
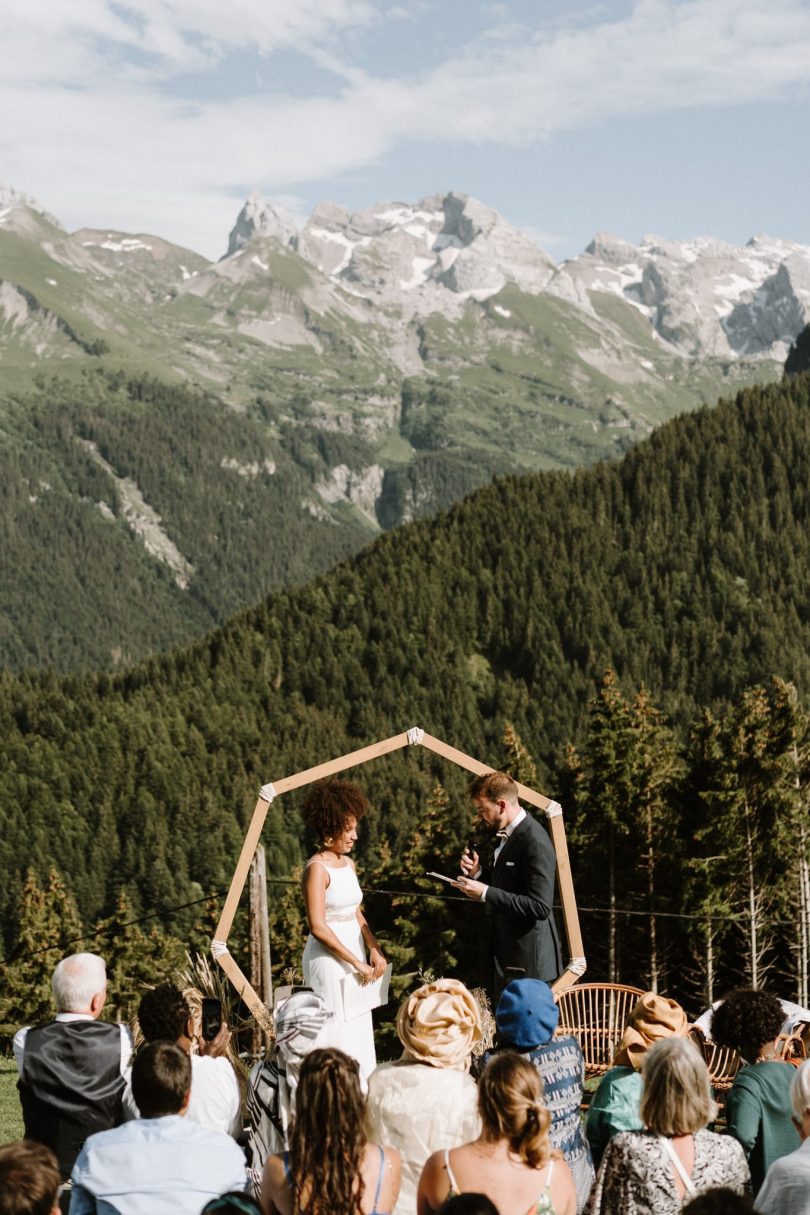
[212,727,586,1033]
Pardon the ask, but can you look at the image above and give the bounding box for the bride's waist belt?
[325,909,358,923]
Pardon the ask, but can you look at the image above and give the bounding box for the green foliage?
[1,375,810,1011]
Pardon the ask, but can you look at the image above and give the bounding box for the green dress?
[725,1060,801,1194]
[585,1065,643,1168]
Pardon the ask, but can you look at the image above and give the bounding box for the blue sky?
[2,0,809,261]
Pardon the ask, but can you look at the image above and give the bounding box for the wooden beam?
[214,796,271,944]
[270,731,412,796]
[215,949,273,1034]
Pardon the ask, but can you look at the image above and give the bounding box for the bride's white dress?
[302,860,377,1084]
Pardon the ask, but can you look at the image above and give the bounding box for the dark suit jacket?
[483,812,563,984]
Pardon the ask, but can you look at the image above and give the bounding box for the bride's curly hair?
[301,779,368,843]
[289,1048,368,1215]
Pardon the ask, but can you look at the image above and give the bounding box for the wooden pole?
[256,843,273,1011]
[249,851,263,1055]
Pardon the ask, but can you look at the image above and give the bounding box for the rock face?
[555,232,810,361]
[284,191,555,314]
[224,192,298,257]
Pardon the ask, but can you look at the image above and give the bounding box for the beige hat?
[397,978,482,1070]
[612,991,689,1070]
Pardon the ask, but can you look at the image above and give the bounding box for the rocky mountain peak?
[0,183,63,233]
[224,191,298,259]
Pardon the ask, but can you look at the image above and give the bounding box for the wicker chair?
[688,1026,740,1092]
[556,982,646,1077]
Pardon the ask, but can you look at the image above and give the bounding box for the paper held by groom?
[456,770,563,997]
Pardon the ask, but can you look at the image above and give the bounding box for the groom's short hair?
[469,771,518,802]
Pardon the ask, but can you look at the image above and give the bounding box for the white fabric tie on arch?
[210,939,229,958]
[259,782,277,803]
[567,956,587,976]
[407,726,424,745]
[544,800,563,819]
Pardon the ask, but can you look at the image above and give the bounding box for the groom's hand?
[460,847,480,878]
[455,876,486,901]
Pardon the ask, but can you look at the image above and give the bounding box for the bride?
[301,779,388,1084]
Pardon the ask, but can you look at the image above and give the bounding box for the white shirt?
[481,807,526,902]
[122,1053,242,1137]
[14,1014,132,1077]
[756,1137,810,1215]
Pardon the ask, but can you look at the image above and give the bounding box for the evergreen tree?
[0,868,83,1038]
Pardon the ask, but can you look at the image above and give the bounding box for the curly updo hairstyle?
[710,988,785,1055]
[301,778,368,845]
[478,1051,552,1170]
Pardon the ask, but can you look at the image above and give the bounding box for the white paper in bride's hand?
[341,963,393,1021]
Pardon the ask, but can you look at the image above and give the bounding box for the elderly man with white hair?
[14,952,132,1187]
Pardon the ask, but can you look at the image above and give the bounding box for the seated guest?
[69,1040,247,1214]
[124,981,241,1136]
[418,1051,576,1215]
[682,1191,756,1215]
[14,953,132,1183]
[366,979,482,1215]
[753,1057,810,1214]
[247,989,333,1193]
[486,978,593,1212]
[261,1047,401,1215]
[587,1037,749,1215]
[437,1198,500,1215]
[585,991,688,1168]
[202,1196,264,1215]
[0,1140,61,1215]
[710,987,800,1195]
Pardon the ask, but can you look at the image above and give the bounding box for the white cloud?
[2,0,809,256]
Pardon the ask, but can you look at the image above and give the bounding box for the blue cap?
[496,978,559,1049]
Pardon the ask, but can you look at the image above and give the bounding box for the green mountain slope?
[1,373,809,955]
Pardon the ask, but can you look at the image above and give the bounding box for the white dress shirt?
[481,807,526,901]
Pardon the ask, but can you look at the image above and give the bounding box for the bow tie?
[495,830,508,840]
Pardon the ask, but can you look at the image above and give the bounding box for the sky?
[2,0,810,263]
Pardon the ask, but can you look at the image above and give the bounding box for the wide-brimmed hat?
[496,978,559,1050]
[612,991,689,1070]
[397,978,482,1069]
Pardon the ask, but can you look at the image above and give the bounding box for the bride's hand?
[355,960,375,985]
[369,947,387,979]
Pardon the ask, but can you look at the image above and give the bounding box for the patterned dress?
[585,1128,750,1215]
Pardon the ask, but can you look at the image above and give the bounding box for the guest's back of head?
[640,1036,715,1136]
[137,982,191,1043]
[289,1048,368,1215]
[131,1040,192,1118]
[682,1188,756,1215]
[437,1195,500,1215]
[51,953,106,1014]
[710,989,784,1056]
[0,1141,60,1215]
[477,1051,551,1170]
[201,1194,263,1215]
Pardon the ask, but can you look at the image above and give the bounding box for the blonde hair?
[478,1052,551,1169]
[791,1058,810,1121]
[640,1036,716,1135]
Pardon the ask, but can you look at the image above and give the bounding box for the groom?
[457,770,562,995]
